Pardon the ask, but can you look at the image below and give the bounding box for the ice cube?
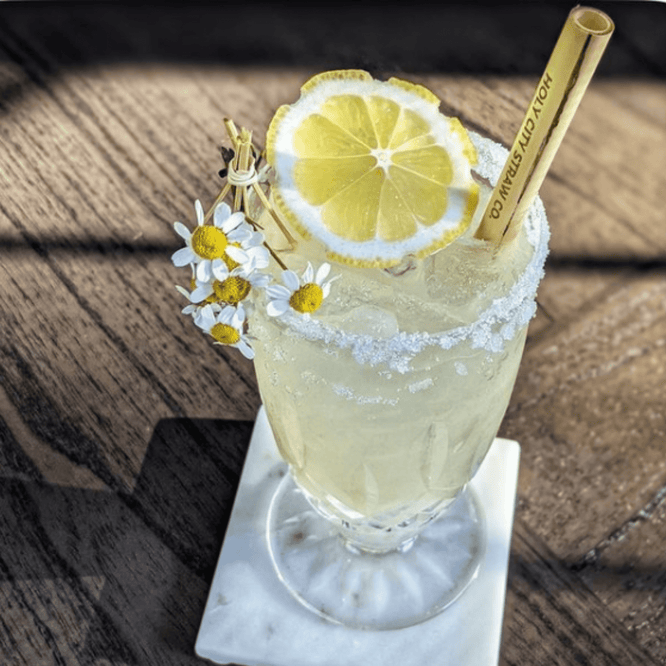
[341,306,399,338]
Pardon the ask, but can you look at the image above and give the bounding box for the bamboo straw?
[475,6,614,246]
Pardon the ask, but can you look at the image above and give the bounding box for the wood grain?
[501,519,662,666]
[1,3,665,665]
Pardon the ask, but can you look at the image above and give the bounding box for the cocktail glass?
[248,132,549,630]
[179,6,611,644]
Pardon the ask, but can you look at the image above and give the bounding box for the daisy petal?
[316,263,331,283]
[239,257,257,275]
[172,247,195,267]
[174,222,191,240]
[196,261,212,282]
[227,227,253,244]
[247,246,269,269]
[250,273,271,288]
[214,202,232,226]
[222,211,247,233]
[226,245,249,264]
[249,231,265,245]
[237,340,255,360]
[197,304,216,330]
[195,200,205,225]
[211,259,230,281]
[190,285,212,303]
[322,275,340,297]
[265,285,291,300]
[218,304,237,325]
[232,306,246,328]
[303,262,314,284]
[267,299,290,317]
[282,270,300,291]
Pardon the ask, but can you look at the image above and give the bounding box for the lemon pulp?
[266,70,479,268]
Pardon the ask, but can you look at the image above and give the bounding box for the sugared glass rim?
[272,132,550,373]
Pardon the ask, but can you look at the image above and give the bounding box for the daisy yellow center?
[210,323,240,345]
[289,283,323,313]
[213,276,252,305]
[191,226,228,260]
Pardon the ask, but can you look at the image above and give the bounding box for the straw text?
[486,70,553,220]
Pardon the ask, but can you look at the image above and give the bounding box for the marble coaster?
[195,407,520,666]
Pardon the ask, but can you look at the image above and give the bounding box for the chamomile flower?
[266,262,338,317]
[223,229,270,274]
[171,200,252,282]
[189,262,271,307]
[196,304,254,360]
[175,269,221,325]
[176,283,205,317]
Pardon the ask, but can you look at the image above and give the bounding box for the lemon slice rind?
[267,71,479,268]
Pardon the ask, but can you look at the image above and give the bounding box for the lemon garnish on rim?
[266,69,479,268]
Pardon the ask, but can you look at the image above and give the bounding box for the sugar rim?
[273,132,550,373]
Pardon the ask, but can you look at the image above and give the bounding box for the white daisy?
[175,280,221,325]
[189,262,271,307]
[224,228,270,274]
[175,266,212,319]
[196,304,254,360]
[176,283,203,317]
[266,262,338,317]
[171,200,252,282]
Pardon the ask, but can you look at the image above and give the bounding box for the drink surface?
[251,132,549,527]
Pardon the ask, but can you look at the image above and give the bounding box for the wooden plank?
[596,79,666,127]
[0,480,207,665]
[575,491,666,664]
[0,418,253,665]
[417,75,666,259]
[0,41,264,494]
[1,3,664,664]
[0,246,259,485]
[544,82,666,258]
[502,273,666,560]
[534,264,632,331]
[501,519,662,666]
[0,576,105,666]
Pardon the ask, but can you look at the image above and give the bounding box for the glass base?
[196,407,520,665]
[267,473,486,630]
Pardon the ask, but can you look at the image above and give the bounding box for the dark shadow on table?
[3,414,666,664]
[0,1,663,82]
[0,417,254,665]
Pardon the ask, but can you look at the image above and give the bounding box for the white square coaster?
[196,406,520,666]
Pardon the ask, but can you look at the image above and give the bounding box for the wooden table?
[1,2,664,664]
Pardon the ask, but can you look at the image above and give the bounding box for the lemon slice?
[266,69,479,268]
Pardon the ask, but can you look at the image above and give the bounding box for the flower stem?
[265,244,288,270]
[204,184,232,224]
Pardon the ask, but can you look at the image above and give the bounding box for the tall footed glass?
[249,133,549,630]
[173,7,611,639]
